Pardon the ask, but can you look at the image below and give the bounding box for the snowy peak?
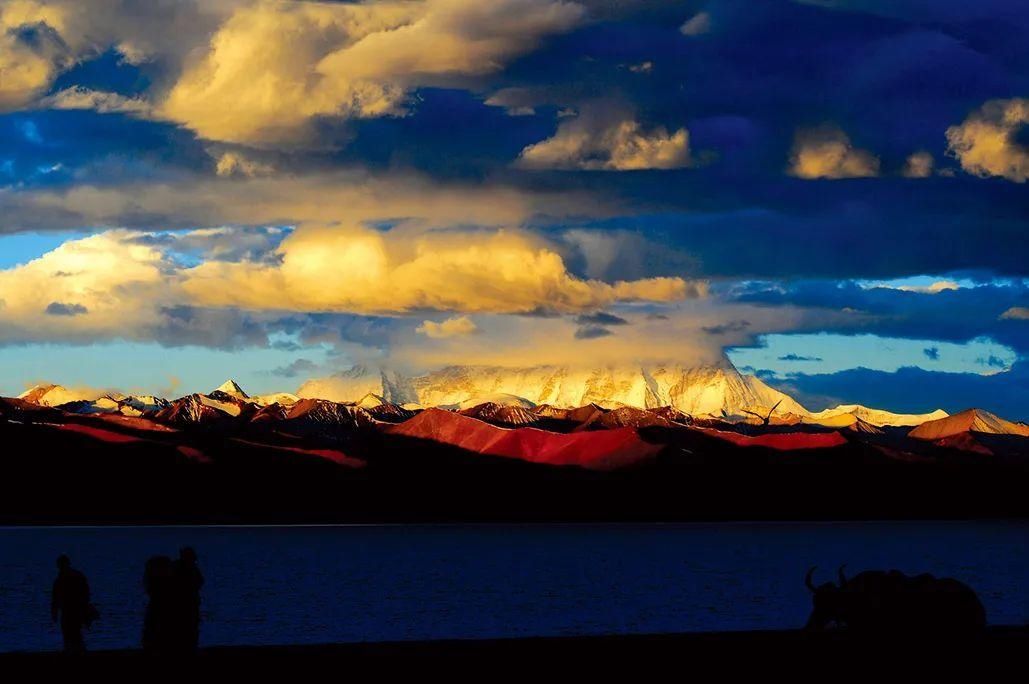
[213,379,249,400]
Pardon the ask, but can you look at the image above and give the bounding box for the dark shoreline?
[4,628,1029,660]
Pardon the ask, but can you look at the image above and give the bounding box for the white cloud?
[0,231,171,343]
[788,127,879,179]
[946,98,1029,183]
[37,87,152,115]
[680,11,711,36]
[518,109,691,170]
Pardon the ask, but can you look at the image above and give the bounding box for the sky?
[0,0,1027,418]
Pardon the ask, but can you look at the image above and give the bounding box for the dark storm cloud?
[703,320,750,336]
[778,353,822,362]
[575,312,629,327]
[574,325,614,340]
[732,280,1029,354]
[45,302,87,316]
[771,362,1029,422]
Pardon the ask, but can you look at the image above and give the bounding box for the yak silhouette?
[804,566,986,634]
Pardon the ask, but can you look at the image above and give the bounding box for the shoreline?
[5,628,1029,659]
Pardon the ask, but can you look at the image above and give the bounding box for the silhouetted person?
[51,555,91,654]
[171,546,204,652]
[143,555,174,653]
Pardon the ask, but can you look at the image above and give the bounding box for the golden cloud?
[789,127,879,179]
[902,151,934,178]
[214,152,276,178]
[0,231,170,342]
[946,98,1029,183]
[159,0,585,145]
[1000,306,1029,321]
[518,111,691,170]
[180,224,704,314]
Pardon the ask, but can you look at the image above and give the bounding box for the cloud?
[946,98,1029,182]
[902,151,934,178]
[573,325,613,339]
[517,108,691,170]
[778,353,822,362]
[0,3,74,110]
[214,152,275,178]
[37,87,152,115]
[0,231,170,343]
[158,0,586,146]
[788,127,880,179]
[702,319,750,335]
[270,358,319,378]
[370,301,837,371]
[0,170,606,233]
[181,224,702,315]
[575,312,628,326]
[0,0,222,112]
[45,301,88,316]
[891,280,961,294]
[0,224,701,348]
[1001,306,1029,320]
[417,316,478,339]
[680,11,711,36]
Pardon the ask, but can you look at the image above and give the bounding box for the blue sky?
[0,0,1027,417]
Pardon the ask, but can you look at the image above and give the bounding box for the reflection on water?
[0,521,1026,652]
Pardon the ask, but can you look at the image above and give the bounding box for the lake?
[0,522,1026,652]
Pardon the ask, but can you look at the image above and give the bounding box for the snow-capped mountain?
[808,404,948,428]
[17,384,96,407]
[211,379,249,401]
[297,356,808,419]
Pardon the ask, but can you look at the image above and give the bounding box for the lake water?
[0,522,1026,652]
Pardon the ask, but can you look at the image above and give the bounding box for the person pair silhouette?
[143,547,205,654]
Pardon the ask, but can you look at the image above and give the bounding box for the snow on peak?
[18,384,100,407]
[809,404,948,427]
[214,379,249,399]
[297,358,807,419]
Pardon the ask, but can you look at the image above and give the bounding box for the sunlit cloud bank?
[0,226,703,344]
[181,224,701,315]
[0,170,608,233]
[946,98,1029,183]
[1,0,588,147]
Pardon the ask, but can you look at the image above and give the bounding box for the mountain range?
[17,355,1022,433]
[4,358,1029,522]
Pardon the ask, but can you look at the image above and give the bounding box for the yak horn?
[838,564,847,586]
[805,566,817,592]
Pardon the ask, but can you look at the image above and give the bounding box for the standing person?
[171,547,204,653]
[142,555,174,653]
[51,555,91,654]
